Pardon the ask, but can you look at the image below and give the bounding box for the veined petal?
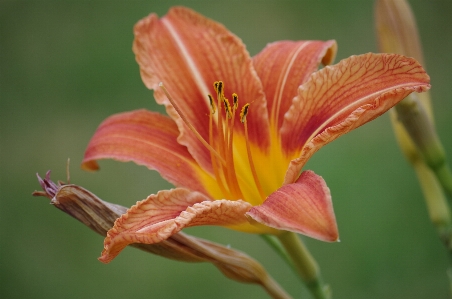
[247,171,338,242]
[82,110,217,197]
[100,188,253,263]
[281,53,430,184]
[133,6,270,173]
[253,40,337,130]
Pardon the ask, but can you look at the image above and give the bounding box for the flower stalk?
[278,232,330,299]
[260,234,295,271]
[374,0,452,204]
[375,0,452,291]
[395,93,452,201]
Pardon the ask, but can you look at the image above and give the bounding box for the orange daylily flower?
[81,7,430,263]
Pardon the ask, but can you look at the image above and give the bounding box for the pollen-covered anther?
[208,94,216,114]
[240,103,250,123]
[232,93,239,110]
[223,98,232,119]
[214,81,226,103]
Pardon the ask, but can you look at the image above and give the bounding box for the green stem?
[395,94,452,201]
[277,232,331,299]
[413,161,451,228]
[412,161,452,254]
[261,234,295,271]
[433,164,452,201]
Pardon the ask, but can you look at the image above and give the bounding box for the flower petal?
[253,40,337,130]
[281,53,430,184]
[100,188,253,263]
[133,7,270,173]
[82,109,216,196]
[247,170,338,242]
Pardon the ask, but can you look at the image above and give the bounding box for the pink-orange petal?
[281,53,430,183]
[100,188,253,263]
[253,40,337,130]
[133,6,270,173]
[247,170,338,242]
[82,109,210,195]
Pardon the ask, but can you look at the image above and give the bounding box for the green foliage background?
[1,1,451,298]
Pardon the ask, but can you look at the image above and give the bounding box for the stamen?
[232,93,238,110]
[161,81,268,202]
[159,82,226,165]
[215,81,224,100]
[223,98,232,119]
[240,103,250,123]
[209,104,231,197]
[213,81,239,198]
[214,81,227,161]
[208,94,216,114]
[224,98,243,199]
[241,104,266,200]
[213,81,243,199]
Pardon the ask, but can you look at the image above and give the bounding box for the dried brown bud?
[33,172,291,299]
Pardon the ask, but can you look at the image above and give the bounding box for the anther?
[215,81,224,99]
[240,103,250,123]
[232,93,238,110]
[208,94,216,114]
[223,98,232,119]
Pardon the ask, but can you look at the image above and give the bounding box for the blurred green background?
[2,0,451,298]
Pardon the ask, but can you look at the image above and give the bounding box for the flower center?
[159,81,266,203]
